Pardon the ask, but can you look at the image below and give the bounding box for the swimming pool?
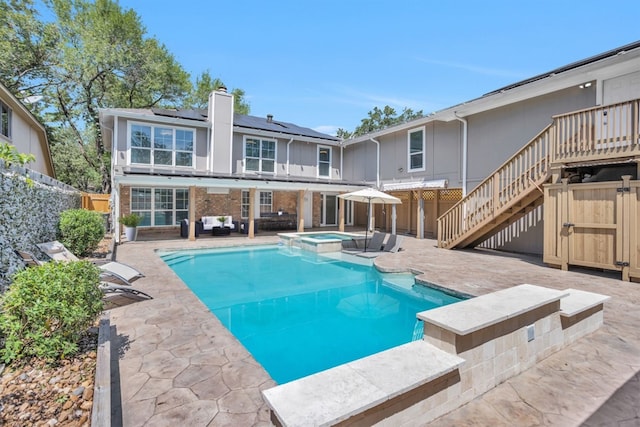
[161,245,462,384]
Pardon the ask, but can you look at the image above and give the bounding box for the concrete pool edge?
[278,231,363,253]
[262,284,610,426]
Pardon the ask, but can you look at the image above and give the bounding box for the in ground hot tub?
[279,231,363,253]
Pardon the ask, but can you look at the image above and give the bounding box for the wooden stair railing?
[438,124,552,249]
[437,98,640,250]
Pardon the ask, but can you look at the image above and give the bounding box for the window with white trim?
[0,100,12,139]
[241,190,273,218]
[129,123,194,167]
[259,191,272,214]
[318,146,331,178]
[408,127,425,171]
[130,188,189,227]
[244,137,276,173]
[241,190,250,218]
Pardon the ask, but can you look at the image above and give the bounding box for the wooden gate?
[544,176,635,281]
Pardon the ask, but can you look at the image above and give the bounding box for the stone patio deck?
[108,234,640,426]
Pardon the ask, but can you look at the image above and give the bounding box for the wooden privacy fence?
[544,175,639,281]
[81,193,110,213]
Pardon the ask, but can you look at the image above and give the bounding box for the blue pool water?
[161,245,462,384]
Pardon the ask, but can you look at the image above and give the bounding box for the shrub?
[0,261,104,363]
[58,209,105,256]
[120,213,141,227]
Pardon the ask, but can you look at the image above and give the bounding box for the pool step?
[163,254,194,266]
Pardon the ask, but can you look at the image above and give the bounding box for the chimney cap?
[217,85,227,93]
[267,114,273,123]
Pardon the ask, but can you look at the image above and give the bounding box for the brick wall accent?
[119,186,131,217]
[120,186,323,227]
[312,192,321,227]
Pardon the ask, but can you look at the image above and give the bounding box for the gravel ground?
[0,236,112,426]
[0,331,98,427]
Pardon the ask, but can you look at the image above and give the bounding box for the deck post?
[298,190,305,231]
[492,173,500,217]
[416,191,424,239]
[338,195,345,232]
[188,186,196,241]
[391,204,397,235]
[560,178,569,270]
[621,175,631,281]
[248,188,256,238]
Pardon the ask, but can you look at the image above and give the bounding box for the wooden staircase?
[438,98,640,249]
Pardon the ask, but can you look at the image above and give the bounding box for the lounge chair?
[14,249,152,305]
[99,282,153,302]
[36,241,144,286]
[15,249,45,267]
[354,235,404,259]
[342,232,387,255]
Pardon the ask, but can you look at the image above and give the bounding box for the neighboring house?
[99,88,366,242]
[342,40,640,260]
[0,81,55,177]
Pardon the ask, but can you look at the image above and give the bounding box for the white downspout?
[340,144,343,180]
[113,182,120,244]
[286,138,294,175]
[370,138,380,188]
[454,113,468,196]
[206,126,211,172]
[370,138,381,232]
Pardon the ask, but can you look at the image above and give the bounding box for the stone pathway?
[109,236,280,426]
[108,234,640,426]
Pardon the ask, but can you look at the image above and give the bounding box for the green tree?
[1,0,250,193]
[49,131,102,192]
[1,0,191,192]
[183,70,250,114]
[0,0,57,95]
[337,106,424,140]
[43,0,191,193]
[0,142,36,166]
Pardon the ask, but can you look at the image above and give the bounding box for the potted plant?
[120,213,141,242]
[217,215,227,227]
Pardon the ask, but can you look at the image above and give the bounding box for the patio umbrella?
[338,188,401,251]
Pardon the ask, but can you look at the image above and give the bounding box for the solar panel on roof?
[151,108,206,121]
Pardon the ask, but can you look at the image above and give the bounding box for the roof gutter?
[454,112,468,196]
[234,126,341,145]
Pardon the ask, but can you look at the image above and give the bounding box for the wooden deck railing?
[553,99,640,163]
[438,98,640,249]
[438,125,551,248]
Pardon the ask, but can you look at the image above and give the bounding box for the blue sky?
[119,0,639,135]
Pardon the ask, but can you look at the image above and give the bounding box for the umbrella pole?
[364,198,371,252]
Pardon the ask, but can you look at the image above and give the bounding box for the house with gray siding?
[342,40,640,260]
[100,89,367,242]
[101,41,640,280]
